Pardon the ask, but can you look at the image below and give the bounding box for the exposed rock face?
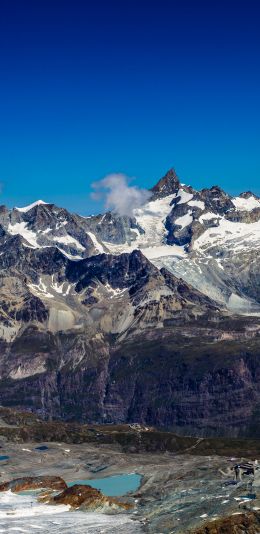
[51,484,131,511]
[0,318,259,437]
[85,212,144,245]
[0,476,67,492]
[150,168,181,199]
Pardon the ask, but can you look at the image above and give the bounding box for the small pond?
[68,473,142,497]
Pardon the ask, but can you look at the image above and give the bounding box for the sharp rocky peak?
[151,168,181,199]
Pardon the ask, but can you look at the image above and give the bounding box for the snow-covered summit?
[15,200,49,212]
[231,194,260,211]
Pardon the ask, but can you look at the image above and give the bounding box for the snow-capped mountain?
[0,168,260,437]
[3,168,260,314]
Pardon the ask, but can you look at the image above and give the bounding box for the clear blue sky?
[0,0,259,215]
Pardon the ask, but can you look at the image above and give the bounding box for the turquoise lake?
[68,473,142,496]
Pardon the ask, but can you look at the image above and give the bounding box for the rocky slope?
[191,512,260,534]
[50,484,131,512]
[0,169,259,435]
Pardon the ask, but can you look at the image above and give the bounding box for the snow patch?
[176,189,193,205]
[28,279,54,299]
[54,235,85,251]
[8,222,39,248]
[188,200,205,210]
[199,212,221,222]
[51,280,64,294]
[57,248,82,260]
[104,284,128,298]
[232,196,260,211]
[175,211,193,229]
[87,231,106,254]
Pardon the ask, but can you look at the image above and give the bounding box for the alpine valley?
[0,168,260,439]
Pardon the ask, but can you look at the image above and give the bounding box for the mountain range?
[0,168,259,437]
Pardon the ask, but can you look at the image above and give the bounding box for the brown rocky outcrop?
[51,483,131,511]
[150,168,182,199]
[191,511,260,534]
[0,476,67,493]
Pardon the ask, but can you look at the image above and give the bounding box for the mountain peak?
[15,200,50,213]
[239,191,259,200]
[151,168,180,199]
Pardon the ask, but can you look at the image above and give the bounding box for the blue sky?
[0,0,259,215]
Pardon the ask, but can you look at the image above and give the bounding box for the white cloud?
[91,173,151,216]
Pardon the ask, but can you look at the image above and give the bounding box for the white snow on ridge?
[54,234,85,251]
[8,221,86,254]
[8,222,39,248]
[193,218,260,251]
[57,248,83,260]
[15,200,49,212]
[87,231,106,254]
[232,196,260,211]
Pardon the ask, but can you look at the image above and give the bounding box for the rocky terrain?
[0,474,130,513]
[50,483,131,512]
[0,409,260,533]
[0,169,259,436]
[191,512,260,534]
